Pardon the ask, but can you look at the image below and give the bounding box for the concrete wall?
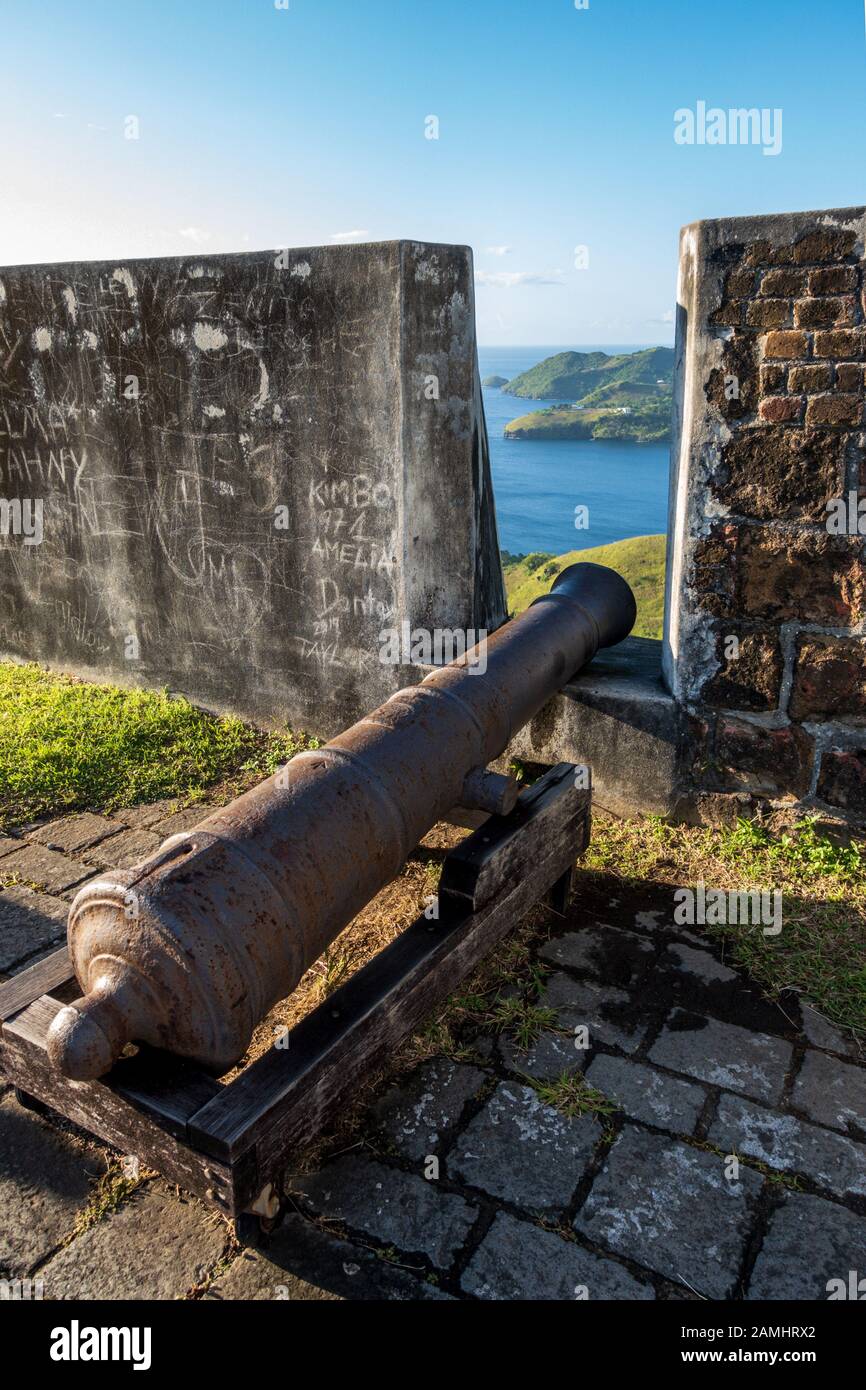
[664,206,866,828]
[0,241,506,734]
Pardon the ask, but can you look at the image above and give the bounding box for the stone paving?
[1,807,866,1301]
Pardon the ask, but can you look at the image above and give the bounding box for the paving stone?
[294,1156,477,1269]
[149,807,209,837]
[0,885,68,971]
[28,813,123,854]
[205,1215,452,1300]
[799,1001,863,1061]
[709,1093,866,1199]
[0,843,91,894]
[585,1055,706,1133]
[0,835,24,859]
[371,1058,487,1160]
[748,1193,866,1300]
[649,1008,792,1104]
[204,1249,340,1301]
[498,1028,588,1081]
[38,1183,225,1299]
[575,1126,762,1299]
[661,943,738,985]
[112,800,176,829]
[462,1210,654,1300]
[82,827,162,870]
[0,1094,105,1277]
[539,925,654,987]
[450,1081,600,1211]
[791,1050,866,1137]
[541,972,650,1054]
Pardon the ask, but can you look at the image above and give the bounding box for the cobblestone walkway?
[2,808,865,1300]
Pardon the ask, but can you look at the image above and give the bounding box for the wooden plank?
[188,767,588,1189]
[0,947,73,1023]
[439,764,588,915]
[0,996,237,1211]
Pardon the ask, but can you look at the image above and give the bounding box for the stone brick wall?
[665,207,866,829]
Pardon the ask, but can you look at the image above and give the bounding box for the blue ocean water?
[478,346,671,557]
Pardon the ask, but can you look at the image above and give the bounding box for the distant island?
[498,346,674,443]
[482,374,509,388]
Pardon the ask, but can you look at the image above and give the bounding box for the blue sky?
[2,0,864,344]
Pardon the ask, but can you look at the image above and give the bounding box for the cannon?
[46,562,636,1081]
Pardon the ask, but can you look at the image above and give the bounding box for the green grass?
[503,534,666,639]
[0,662,318,830]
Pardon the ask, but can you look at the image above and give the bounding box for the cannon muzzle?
[48,562,636,1079]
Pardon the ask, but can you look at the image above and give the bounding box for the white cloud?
[647,308,675,325]
[330,229,369,243]
[485,245,511,256]
[475,270,564,289]
[179,226,212,244]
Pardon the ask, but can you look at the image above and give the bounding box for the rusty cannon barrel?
[47,562,636,1080]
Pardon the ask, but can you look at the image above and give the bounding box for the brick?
[585,1054,707,1133]
[28,813,123,854]
[705,336,759,421]
[738,529,864,624]
[739,240,793,269]
[462,1210,653,1301]
[498,1029,588,1082]
[762,329,810,359]
[817,747,866,813]
[806,392,864,426]
[759,268,808,297]
[794,296,858,329]
[836,362,865,391]
[0,843,91,894]
[746,299,791,330]
[792,228,858,264]
[703,628,784,711]
[788,363,833,392]
[716,427,844,521]
[649,1009,793,1104]
[0,1093,106,1276]
[708,301,743,328]
[82,827,162,869]
[371,1058,487,1161]
[808,266,858,295]
[758,394,803,423]
[790,635,866,720]
[538,924,654,986]
[451,1082,601,1211]
[295,1156,477,1268]
[715,717,812,797]
[708,1093,866,1198]
[39,1183,225,1299]
[575,1127,761,1300]
[813,329,866,359]
[748,1193,866,1300]
[791,1050,866,1137]
[758,365,786,394]
[0,884,67,972]
[540,972,651,1054]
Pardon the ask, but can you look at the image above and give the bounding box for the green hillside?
[505,398,671,443]
[504,346,674,404]
[503,533,666,639]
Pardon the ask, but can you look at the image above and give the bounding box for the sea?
[478,346,671,557]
